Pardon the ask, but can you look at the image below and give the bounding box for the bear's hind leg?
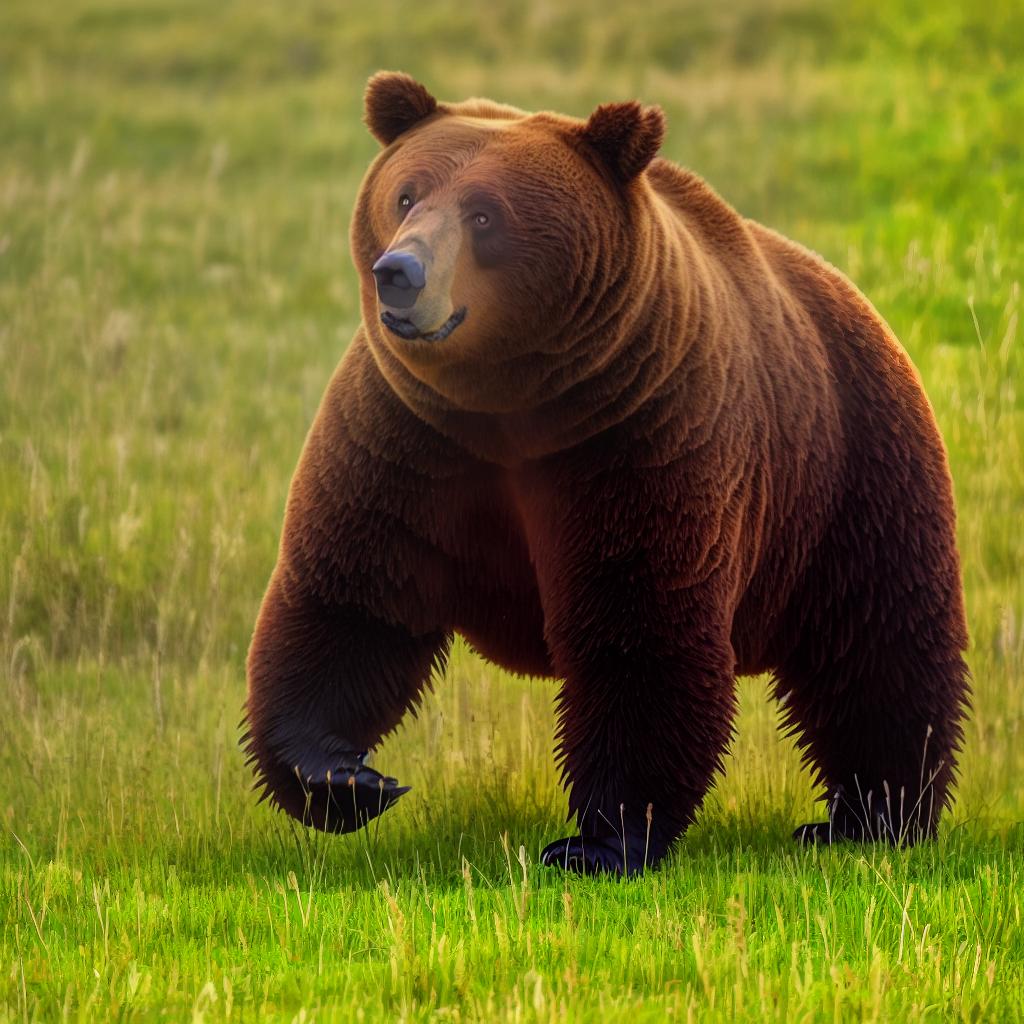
[776,554,970,845]
[770,300,972,844]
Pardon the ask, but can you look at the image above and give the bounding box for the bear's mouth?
[381,307,467,343]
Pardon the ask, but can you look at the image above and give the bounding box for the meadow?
[1,0,1023,1019]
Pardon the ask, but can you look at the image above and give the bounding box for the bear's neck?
[484,184,761,464]
[366,177,780,467]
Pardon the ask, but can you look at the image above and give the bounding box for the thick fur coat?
[243,73,970,873]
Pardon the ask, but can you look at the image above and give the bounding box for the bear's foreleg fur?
[519,459,739,874]
[244,572,450,833]
[243,342,462,833]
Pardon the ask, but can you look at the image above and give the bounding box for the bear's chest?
[445,484,554,679]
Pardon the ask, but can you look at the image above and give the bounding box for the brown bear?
[243,72,970,874]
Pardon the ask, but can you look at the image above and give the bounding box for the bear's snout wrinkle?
[371,250,426,309]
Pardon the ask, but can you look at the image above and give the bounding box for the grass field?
[2,0,1023,1019]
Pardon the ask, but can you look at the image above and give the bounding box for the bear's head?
[351,72,667,442]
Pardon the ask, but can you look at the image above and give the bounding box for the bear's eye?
[473,212,490,228]
[398,193,413,214]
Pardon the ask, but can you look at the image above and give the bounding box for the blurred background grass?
[1,0,1023,1020]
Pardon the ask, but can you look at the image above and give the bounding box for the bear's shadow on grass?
[223,798,1021,892]
[236,798,570,891]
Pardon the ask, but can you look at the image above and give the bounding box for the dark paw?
[540,835,652,877]
[793,785,927,846]
[793,821,842,844]
[299,754,410,834]
[792,817,898,845]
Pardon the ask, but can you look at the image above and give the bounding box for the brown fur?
[244,73,970,869]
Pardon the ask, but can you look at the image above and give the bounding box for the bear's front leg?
[538,617,738,875]
[243,337,463,834]
[244,572,451,833]
[520,461,740,876]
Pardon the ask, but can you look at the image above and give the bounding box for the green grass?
[2,0,1023,1019]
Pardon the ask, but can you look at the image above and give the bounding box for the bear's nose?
[371,251,425,309]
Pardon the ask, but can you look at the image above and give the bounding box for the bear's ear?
[364,71,439,146]
[576,101,666,183]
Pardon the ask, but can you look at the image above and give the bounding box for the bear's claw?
[792,817,897,845]
[299,756,410,834]
[792,785,923,845]
[793,821,840,844]
[540,835,651,877]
